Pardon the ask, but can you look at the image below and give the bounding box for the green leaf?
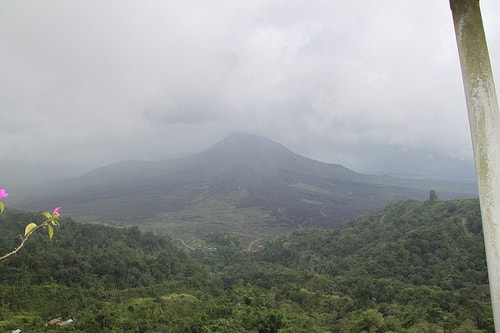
[47,224,54,240]
[0,202,4,214]
[50,218,60,226]
[40,211,52,219]
[24,223,37,236]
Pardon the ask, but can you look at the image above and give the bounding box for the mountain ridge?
[12,133,478,244]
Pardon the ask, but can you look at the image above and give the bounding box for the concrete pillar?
[450,0,500,330]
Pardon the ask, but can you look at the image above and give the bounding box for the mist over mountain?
[11,133,478,244]
[0,159,89,195]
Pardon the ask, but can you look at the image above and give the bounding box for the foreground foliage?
[0,188,61,261]
[0,198,493,332]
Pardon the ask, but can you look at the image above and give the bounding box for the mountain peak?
[13,133,478,243]
[214,132,281,149]
[205,132,292,163]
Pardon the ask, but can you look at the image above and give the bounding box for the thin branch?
[0,222,47,261]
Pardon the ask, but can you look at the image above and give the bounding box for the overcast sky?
[1,0,499,180]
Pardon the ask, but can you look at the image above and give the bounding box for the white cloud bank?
[1,0,498,179]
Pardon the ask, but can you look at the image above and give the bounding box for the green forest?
[0,197,493,332]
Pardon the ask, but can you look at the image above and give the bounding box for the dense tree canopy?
[0,198,493,332]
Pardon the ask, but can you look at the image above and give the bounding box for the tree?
[428,190,438,203]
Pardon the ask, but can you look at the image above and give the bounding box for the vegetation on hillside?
[0,197,493,332]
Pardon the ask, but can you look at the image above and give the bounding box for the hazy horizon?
[1,1,497,184]
[0,133,478,196]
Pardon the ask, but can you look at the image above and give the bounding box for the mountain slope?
[14,133,478,244]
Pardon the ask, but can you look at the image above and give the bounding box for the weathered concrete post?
[450,0,500,330]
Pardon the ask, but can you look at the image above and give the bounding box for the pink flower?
[0,188,8,200]
[53,207,61,215]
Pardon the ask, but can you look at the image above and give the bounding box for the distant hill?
[13,133,478,244]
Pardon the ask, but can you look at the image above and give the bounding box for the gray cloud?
[1,0,498,180]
